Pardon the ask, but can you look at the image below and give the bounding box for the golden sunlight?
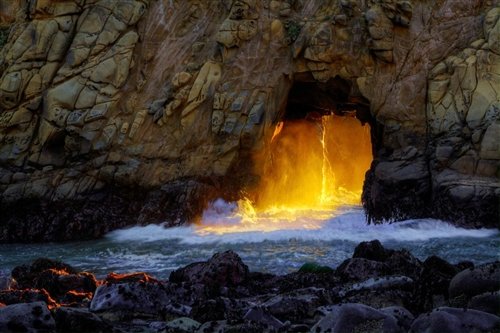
[256,114,372,211]
[195,114,373,235]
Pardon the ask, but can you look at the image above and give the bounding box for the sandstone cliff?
[0,0,498,242]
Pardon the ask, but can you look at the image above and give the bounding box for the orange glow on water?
[196,115,372,235]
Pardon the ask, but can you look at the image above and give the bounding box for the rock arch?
[0,0,498,241]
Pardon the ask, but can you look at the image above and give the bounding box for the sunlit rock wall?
[0,0,498,241]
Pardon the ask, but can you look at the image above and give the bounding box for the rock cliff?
[0,0,498,241]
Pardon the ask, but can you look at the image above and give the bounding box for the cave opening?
[196,77,376,235]
[254,77,374,212]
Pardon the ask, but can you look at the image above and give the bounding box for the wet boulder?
[0,301,55,333]
[311,303,404,333]
[90,281,171,318]
[468,291,500,315]
[380,306,414,332]
[261,287,331,323]
[411,307,500,333]
[385,249,422,280]
[197,319,278,333]
[351,240,422,280]
[336,275,414,298]
[449,262,500,299]
[342,289,412,309]
[414,255,459,312]
[191,297,251,323]
[11,258,77,288]
[54,307,111,332]
[169,251,249,289]
[267,271,339,294]
[149,317,201,333]
[34,270,97,300]
[10,258,97,304]
[196,320,228,333]
[335,258,389,282]
[298,262,334,273]
[335,275,414,309]
[164,317,201,333]
[353,240,392,261]
[243,306,285,330]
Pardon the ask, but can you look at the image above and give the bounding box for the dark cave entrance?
[254,76,378,210]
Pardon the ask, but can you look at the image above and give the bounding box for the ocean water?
[0,202,498,279]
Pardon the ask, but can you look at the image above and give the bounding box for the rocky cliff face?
[0,0,498,242]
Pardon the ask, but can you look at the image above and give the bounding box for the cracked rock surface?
[0,0,499,241]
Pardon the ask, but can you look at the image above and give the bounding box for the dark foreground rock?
[1,242,499,333]
[0,302,55,332]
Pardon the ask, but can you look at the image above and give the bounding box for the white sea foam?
[106,199,499,244]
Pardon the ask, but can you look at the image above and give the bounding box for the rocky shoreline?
[0,240,499,333]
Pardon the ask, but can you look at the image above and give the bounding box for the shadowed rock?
[0,302,55,333]
[169,250,249,289]
[411,307,500,333]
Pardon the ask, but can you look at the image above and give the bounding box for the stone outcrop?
[1,241,500,332]
[0,0,499,241]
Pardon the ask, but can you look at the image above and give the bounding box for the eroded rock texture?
[0,0,498,241]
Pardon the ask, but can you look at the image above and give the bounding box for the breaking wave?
[107,199,499,245]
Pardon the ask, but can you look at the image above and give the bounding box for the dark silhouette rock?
[353,240,391,261]
[298,262,334,273]
[336,258,389,282]
[243,307,285,330]
[169,251,249,288]
[414,255,459,312]
[411,307,500,333]
[311,303,403,333]
[449,262,500,299]
[10,258,98,306]
[11,258,77,289]
[468,291,500,316]
[262,287,331,323]
[0,289,57,308]
[54,307,111,332]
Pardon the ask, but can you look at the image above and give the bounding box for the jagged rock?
[261,287,331,323]
[340,241,422,283]
[411,307,500,333]
[335,258,389,282]
[54,307,111,333]
[11,258,77,287]
[352,240,390,261]
[0,289,57,308]
[169,251,249,289]
[191,297,251,323]
[0,0,498,241]
[414,255,459,313]
[0,302,55,333]
[11,258,97,303]
[311,303,403,333]
[449,262,500,299]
